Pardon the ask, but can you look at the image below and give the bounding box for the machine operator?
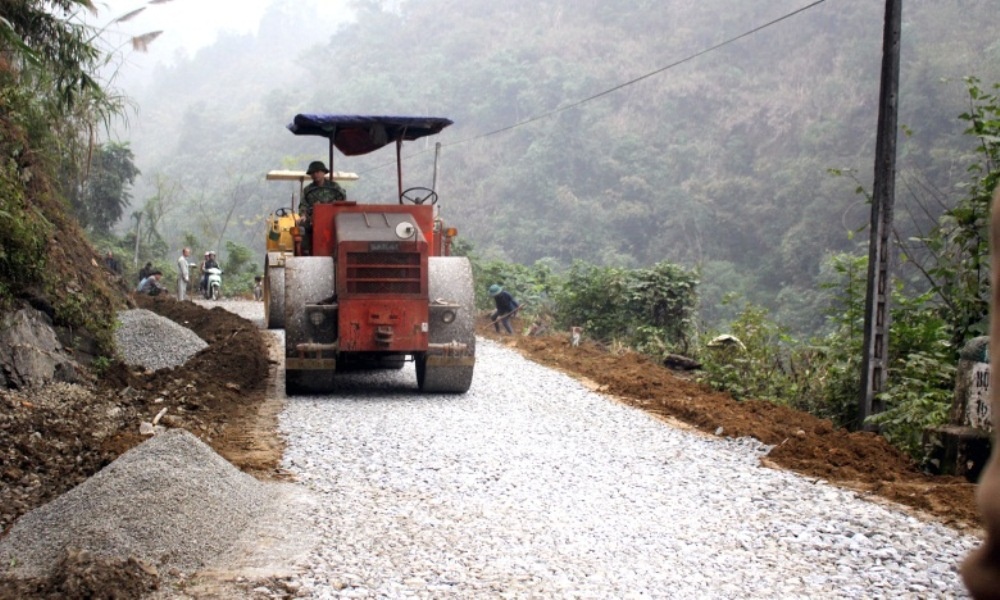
[298,161,346,254]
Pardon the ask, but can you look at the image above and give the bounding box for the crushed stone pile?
[0,429,284,581]
[115,309,207,371]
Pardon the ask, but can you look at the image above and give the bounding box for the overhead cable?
[444,0,828,147]
[360,0,828,173]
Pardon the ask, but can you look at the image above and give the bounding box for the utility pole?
[859,0,902,428]
[132,212,143,268]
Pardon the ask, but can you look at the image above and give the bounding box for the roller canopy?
[287,115,453,156]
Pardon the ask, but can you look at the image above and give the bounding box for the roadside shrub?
[222,240,260,299]
[223,240,257,276]
[866,292,956,456]
[697,298,823,405]
[553,260,697,351]
[808,254,956,451]
[800,253,868,427]
[0,158,51,305]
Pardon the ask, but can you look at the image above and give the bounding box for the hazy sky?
[91,0,352,66]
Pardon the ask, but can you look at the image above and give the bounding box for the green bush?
[696,298,823,405]
[809,254,956,450]
[804,253,868,427]
[0,159,51,305]
[553,260,697,352]
[866,291,956,456]
[696,253,957,461]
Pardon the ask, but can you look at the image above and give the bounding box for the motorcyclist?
[201,251,219,294]
[198,252,209,292]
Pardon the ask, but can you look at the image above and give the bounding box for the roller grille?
[346,252,421,294]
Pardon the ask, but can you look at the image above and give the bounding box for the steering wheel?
[274,207,291,217]
[400,187,439,206]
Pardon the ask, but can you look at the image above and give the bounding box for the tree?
[70,142,140,234]
[130,173,179,262]
[2,0,104,113]
[223,240,256,276]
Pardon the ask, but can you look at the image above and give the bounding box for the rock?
[159,415,183,427]
[663,354,702,370]
[0,307,86,390]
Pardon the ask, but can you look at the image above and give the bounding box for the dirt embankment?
[489,328,980,531]
[1,296,279,536]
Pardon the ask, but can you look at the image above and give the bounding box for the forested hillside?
[112,0,1000,333]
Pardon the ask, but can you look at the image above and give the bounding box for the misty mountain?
[110,0,1000,333]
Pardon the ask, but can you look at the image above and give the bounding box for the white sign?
[968,362,993,430]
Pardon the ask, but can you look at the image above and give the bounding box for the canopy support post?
[396,138,404,204]
[328,139,335,178]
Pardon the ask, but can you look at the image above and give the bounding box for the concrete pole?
[859,0,902,428]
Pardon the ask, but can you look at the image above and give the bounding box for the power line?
[358,0,828,174]
[443,0,828,147]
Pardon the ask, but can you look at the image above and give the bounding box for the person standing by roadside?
[176,247,191,301]
[197,252,209,293]
[488,284,520,335]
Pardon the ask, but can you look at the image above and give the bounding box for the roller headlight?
[395,222,416,239]
[309,311,326,326]
[440,310,456,324]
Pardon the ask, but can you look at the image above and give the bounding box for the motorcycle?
[203,267,223,300]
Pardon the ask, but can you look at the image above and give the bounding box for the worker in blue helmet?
[488,284,520,335]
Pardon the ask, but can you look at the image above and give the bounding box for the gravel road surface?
[209,300,980,599]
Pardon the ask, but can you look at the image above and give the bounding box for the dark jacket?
[492,290,519,314]
[300,180,347,224]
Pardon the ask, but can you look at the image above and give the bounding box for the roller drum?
[418,257,476,393]
[283,256,336,394]
[264,252,286,330]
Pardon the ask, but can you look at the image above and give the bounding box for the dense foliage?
[471,255,698,353]
[899,78,1000,347]
[0,0,127,351]
[0,146,52,304]
[66,141,141,235]
[695,79,1000,457]
[553,261,698,353]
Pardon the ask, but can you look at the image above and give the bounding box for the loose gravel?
[0,429,300,579]
[115,308,207,371]
[279,338,981,599]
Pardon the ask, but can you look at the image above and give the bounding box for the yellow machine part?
[266,211,299,253]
